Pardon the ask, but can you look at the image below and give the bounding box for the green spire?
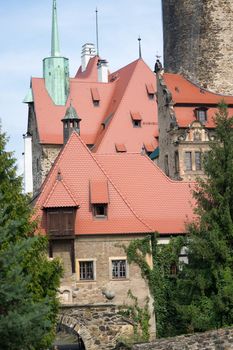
[43,0,70,105]
[51,0,60,57]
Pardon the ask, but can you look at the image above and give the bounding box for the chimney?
[98,59,109,83]
[81,43,96,72]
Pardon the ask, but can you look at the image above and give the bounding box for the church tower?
[162,0,233,95]
[43,0,70,105]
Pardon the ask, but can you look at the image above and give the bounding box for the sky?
[0,0,163,174]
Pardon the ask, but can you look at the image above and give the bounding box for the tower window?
[185,151,192,171]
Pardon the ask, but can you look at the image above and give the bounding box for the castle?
[23,1,233,349]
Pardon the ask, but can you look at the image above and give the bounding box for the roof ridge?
[93,60,142,152]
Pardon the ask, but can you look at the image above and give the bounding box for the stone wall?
[54,234,156,349]
[162,0,233,95]
[59,304,134,350]
[130,327,233,349]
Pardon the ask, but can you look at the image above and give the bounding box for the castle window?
[79,261,95,280]
[195,108,207,124]
[111,259,127,279]
[185,152,192,171]
[195,151,202,170]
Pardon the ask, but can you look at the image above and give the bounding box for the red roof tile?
[131,112,142,121]
[90,180,109,204]
[144,143,155,153]
[146,83,156,95]
[32,58,157,154]
[115,143,127,152]
[43,177,79,208]
[162,73,233,128]
[35,133,152,235]
[163,73,233,105]
[35,132,194,236]
[91,87,100,102]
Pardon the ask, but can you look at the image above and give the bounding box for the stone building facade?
[54,234,155,349]
[156,71,216,181]
[162,0,233,95]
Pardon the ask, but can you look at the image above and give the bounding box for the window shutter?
[48,210,61,236]
[62,209,75,235]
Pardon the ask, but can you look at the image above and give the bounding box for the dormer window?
[131,112,142,128]
[93,204,107,218]
[146,83,156,100]
[90,180,109,219]
[195,108,207,124]
[91,87,100,106]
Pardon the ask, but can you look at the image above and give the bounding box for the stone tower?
[162,0,233,95]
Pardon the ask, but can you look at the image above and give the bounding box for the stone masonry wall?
[131,327,233,349]
[59,304,134,350]
[162,0,233,95]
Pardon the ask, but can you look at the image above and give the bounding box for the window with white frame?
[78,260,95,280]
[111,259,127,279]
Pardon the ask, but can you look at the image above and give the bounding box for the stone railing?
[130,327,233,350]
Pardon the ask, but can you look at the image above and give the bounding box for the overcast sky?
[0,0,163,174]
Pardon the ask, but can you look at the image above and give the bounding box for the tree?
[0,127,63,349]
[124,104,233,338]
[175,103,233,332]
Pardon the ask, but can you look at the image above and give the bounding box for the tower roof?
[63,103,81,121]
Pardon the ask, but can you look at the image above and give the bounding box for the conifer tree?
[0,128,62,349]
[176,103,233,332]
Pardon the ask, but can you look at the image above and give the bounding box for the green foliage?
[119,104,233,338]
[175,103,233,332]
[0,128,63,349]
[123,234,183,338]
[120,290,150,343]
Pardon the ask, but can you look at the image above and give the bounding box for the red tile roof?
[43,177,79,208]
[144,143,155,153]
[115,143,127,152]
[131,112,142,121]
[35,132,195,236]
[163,73,233,128]
[163,73,233,105]
[32,58,157,153]
[90,180,109,204]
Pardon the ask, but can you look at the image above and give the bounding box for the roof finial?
[95,8,99,56]
[51,0,60,57]
[138,36,142,59]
